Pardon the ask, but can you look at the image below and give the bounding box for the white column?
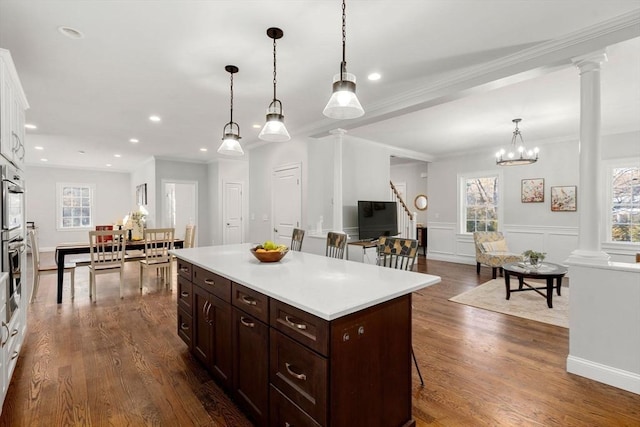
[330,128,345,232]
[568,51,610,265]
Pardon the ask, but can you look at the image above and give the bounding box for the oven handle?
[2,179,24,194]
[8,240,26,253]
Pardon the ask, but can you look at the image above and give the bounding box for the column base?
[566,249,611,266]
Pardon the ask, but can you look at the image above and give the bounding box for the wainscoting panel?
[426,223,457,256]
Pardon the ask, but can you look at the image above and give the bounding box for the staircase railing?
[390,181,416,239]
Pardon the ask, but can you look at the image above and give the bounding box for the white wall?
[248,137,309,244]
[425,131,640,265]
[25,165,131,250]
[154,158,210,246]
[390,161,429,226]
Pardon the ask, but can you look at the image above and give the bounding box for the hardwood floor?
[1,254,638,426]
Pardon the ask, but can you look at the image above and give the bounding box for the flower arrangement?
[522,250,546,267]
[123,206,148,240]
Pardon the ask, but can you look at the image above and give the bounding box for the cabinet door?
[11,93,25,167]
[0,60,13,163]
[209,294,232,388]
[193,285,212,365]
[232,307,269,426]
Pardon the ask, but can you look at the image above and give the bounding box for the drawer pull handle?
[1,322,8,347]
[11,329,18,337]
[180,267,189,273]
[241,295,257,306]
[204,279,215,285]
[285,362,307,381]
[285,315,307,330]
[11,351,19,360]
[285,423,291,427]
[240,316,255,328]
[180,323,189,331]
[180,291,189,298]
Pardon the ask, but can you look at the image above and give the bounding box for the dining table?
[54,238,184,303]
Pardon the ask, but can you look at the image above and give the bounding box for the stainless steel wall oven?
[2,164,25,324]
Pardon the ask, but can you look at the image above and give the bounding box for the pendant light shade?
[218,65,244,156]
[323,72,364,119]
[323,0,364,120]
[496,118,538,166]
[259,27,290,142]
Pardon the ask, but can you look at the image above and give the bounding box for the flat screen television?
[357,201,398,241]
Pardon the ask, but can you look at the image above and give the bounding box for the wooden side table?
[416,226,427,256]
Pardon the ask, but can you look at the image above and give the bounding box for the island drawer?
[270,385,322,427]
[232,282,269,323]
[176,259,192,281]
[193,266,231,302]
[177,276,193,311]
[270,330,327,425]
[177,307,192,348]
[270,300,329,356]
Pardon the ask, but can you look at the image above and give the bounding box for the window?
[57,183,94,230]
[608,162,640,243]
[459,171,502,233]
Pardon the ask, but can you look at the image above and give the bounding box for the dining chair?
[325,231,347,259]
[88,229,126,302]
[29,228,76,303]
[290,228,305,252]
[376,236,424,386]
[139,228,175,291]
[184,224,196,248]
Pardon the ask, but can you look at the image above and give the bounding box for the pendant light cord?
[229,71,234,124]
[273,36,277,101]
[340,0,346,78]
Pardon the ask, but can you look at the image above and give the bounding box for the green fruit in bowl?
[263,240,277,250]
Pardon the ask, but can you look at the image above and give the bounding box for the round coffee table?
[502,262,568,308]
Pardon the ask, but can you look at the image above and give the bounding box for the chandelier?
[496,118,539,166]
[258,27,290,142]
[217,65,244,156]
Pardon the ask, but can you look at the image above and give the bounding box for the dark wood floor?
[1,254,638,426]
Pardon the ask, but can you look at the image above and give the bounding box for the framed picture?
[521,178,544,203]
[136,183,147,206]
[551,185,577,212]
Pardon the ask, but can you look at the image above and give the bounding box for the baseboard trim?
[567,355,640,395]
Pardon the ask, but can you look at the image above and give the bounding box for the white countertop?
[171,244,441,320]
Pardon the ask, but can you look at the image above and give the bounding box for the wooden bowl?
[250,247,289,263]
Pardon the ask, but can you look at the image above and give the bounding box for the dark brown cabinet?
[232,307,269,426]
[175,258,416,427]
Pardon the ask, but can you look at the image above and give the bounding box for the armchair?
[473,231,522,279]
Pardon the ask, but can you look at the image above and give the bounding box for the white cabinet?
[0,49,28,170]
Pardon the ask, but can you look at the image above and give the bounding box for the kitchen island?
[172,244,441,427]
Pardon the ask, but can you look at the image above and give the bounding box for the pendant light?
[217,65,244,156]
[323,0,364,120]
[496,118,539,166]
[258,27,290,142]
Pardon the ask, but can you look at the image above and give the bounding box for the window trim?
[602,157,640,245]
[458,169,504,234]
[56,182,96,231]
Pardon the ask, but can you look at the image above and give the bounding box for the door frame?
[161,179,198,231]
[222,179,244,245]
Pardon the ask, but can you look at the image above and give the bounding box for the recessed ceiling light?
[40,158,48,162]
[149,115,161,122]
[35,146,44,150]
[368,72,381,81]
[58,26,84,39]
[114,154,121,158]
[106,164,112,167]
[252,124,261,129]
[25,124,37,130]
[200,148,208,152]
[78,150,86,154]
[129,138,139,143]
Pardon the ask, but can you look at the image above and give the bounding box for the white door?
[223,181,243,244]
[163,181,197,241]
[272,164,301,246]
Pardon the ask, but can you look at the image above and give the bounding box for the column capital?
[329,128,347,136]
[572,50,608,74]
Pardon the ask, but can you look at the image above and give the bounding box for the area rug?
[448,279,569,328]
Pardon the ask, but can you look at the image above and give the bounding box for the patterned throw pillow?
[481,239,509,253]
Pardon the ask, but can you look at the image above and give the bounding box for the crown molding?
[306,9,640,139]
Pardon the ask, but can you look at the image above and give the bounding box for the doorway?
[162,180,197,243]
[223,181,243,244]
[272,163,301,246]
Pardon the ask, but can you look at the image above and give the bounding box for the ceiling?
[1,1,639,172]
